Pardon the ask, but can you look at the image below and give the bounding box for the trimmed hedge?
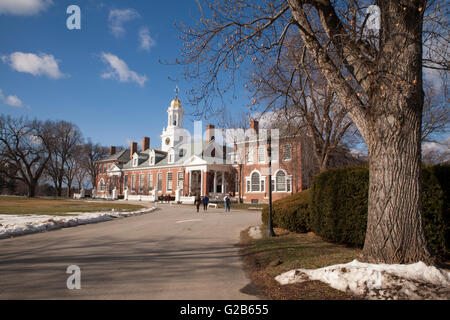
[261,189,311,233]
[262,164,449,259]
[310,165,449,259]
[309,167,369,247]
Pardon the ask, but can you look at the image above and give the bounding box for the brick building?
[95,94,306,204]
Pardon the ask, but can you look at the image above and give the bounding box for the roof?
[97,149,130,163]
[120,140,234,170]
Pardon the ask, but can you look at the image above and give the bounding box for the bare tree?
[177,0,449,263]
[83,140,109,189]
[44,120,82,197]
[64,144,85,197]
[250,39,360,171]
[0,115,52,197]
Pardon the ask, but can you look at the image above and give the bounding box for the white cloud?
[0,89,23,107]
[108,8,139,37]
[0,0,52,15]
[100,52,147,87]
[138,27,156,52]
[2,52,65,79]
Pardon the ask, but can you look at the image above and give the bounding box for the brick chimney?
[142,137,150,151]
[250,120,259,134]
[110,146,116,155]
[206,124,215,142]
[130,141,137,159]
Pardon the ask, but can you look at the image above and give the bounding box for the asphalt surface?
[0,202,262,299]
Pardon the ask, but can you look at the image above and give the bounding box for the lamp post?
[267,132,275,237]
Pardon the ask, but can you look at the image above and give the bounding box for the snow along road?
[0,202,261,299]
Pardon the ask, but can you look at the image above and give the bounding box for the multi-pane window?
[157,173,162,191]
[283,144,292,161]
[98,179,105,191]
[131,175,136,192]
[273,170,292,193]
[124,175,128,190]
[276,171,286,192]
[177,172,184,189]
[167,172,173,191]
[258,147,265,163]
[148,173,153,191]
[139,174,144,192]
[251,172,260,192]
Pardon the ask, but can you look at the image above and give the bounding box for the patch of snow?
[248,226,262,239]
[275,259,450,300]
[0,207,156,239]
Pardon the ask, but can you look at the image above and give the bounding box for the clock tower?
[161,87,184,152]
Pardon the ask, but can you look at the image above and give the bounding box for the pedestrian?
[194,194,201,213]
[202,195,209,211]
[226,193,231,212]
[223,194,230,212]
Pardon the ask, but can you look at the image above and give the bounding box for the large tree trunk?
[362,105,432,264]
[27,181,36,198]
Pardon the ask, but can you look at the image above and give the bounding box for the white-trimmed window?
[245,170,266,193]
[150,156,154,165]
[177,171,184,189]
[98,178,105,192]
[157,173,162,191]
[131,175,136,192]
[148,173,153,191]
[282,144,292,161]
[167,172,173,191]
[274,170,292,193]
[258,147,265,163]
[124,175,128,190]
[139,174,144,192]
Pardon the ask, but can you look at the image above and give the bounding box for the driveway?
[0,202,261,299]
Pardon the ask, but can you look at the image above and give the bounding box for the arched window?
[276,171,286,192]
[251,171,260,192]
[211,148,216,157]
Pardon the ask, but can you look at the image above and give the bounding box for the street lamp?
[267,132,275,237]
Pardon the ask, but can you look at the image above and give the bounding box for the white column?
[213,171,217,194]
[221,171,224,193]
[201,170,204,196]
[188,171,192,195]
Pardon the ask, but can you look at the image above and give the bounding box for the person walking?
[194,194,201,213]
[224,194,230,212]
[202,195,209,211]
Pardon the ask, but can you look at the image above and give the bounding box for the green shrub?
[261,189,311,233]
[309,167,369,247]
[309,165,449,259]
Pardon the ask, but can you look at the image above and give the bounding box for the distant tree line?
[0,114,109,197]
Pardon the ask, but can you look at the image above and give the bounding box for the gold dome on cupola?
[170,97,182,108]
[170,86,182,109]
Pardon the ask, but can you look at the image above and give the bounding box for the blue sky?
[0,0,247,149]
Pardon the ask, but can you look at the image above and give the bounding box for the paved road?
[0,203,261,299]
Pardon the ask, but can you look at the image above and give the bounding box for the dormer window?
[150,156,154,165]
[133,158,138,167]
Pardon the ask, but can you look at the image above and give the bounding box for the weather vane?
[175,85,179,98]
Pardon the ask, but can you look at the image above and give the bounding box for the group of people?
[194,193,232,213]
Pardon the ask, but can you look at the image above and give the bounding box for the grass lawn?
[0,196,145,216]
[240,227,362,300]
